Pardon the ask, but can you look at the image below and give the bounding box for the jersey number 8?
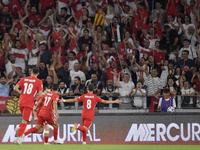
[87,99,91,109]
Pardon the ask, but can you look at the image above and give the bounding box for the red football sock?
[17,123,27,137]
[24,127,38,136]
[53,127,58,141]
[78,126,86,133]
[82,131,86,142]
[44,136,49,143]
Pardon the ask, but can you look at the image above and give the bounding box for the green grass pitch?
[0,145,200,150]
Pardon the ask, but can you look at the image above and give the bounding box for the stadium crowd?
[0,0,200,111]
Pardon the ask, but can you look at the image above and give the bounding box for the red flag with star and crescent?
[50,32,61,45]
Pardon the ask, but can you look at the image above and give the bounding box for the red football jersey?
[77,92,102,119]
[39,91,59,116]
[17,76,43,108]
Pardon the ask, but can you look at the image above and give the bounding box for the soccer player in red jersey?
[59,84,122,145]
[19,83,63,145]
[33,87,51,144]
[14,67,43,144]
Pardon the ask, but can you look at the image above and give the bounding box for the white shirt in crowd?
[9,48,28,73]
[28,48,39,66]
[70,70,86,86]
[68,59,79,71]
[178,46,197,60]
[118,81,135,103]
[181,88,195,104]
[5,60,18,77]
[132,88,146,108]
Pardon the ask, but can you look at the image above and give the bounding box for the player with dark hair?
[17,83,64,145]
[13,67,43,144]
[59,83,122,145]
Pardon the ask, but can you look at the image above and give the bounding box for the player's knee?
[44,125,49,131]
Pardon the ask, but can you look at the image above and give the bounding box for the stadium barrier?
[1,95,200,114]
[0,113,200,145]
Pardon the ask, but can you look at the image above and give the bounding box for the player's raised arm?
[14,84,22,95]
[101,99,122,104]
[59,98,78,103]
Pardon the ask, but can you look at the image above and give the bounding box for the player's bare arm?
[101,99,122,104]
[38,90,43,98]
[34,100,43,112]
[53,101,59,120]
[59,98,78,103]
[13,84,22,95]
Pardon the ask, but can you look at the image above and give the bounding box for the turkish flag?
[8,0,21,19]
[94,50,98,63]
[166,0,178,17]
[134,15,152,30]
[75,5,91,19]
[50,32,61,45]
[156,13,162,38]
[28,31,34,54]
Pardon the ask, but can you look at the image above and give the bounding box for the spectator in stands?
[0,75,12,96]
[135,0,150,24]
[69,76,85,96]
[177,50,196,82]
[191,71,200,107]
[135,62,162,112]
[38,9,53,39]
[8,40,28,74]
[37,42,52,65]
[68,51,79,71]
[101,79,119,99]
[165,77,178,97]
[164,25,182,49]
[70,62,86,86]
[78,29,93,51]
[133,33,151,58]
[5,50,17,79]
[9,75,19,96]
[100,52,121,85]
[149,1,166,27]
[169,45,179,63]
[135,57,149,85]
[85,74,102,95]
[148,55,160,73]
[115,73,135,109]
[56,48,70,87]
[39,0,55,16]
[157,88,176,113]
[110,16,123,47]
[0,5,12,33]
[164,14,180,32]
[142,28,160,49]
[57,80,69,109]
[178,39,197,63]
[36,51,48,82]
[43,63,58,88]
[180,78,195,108]
[160,60,175,87]
[131,81,146,109]
[150,44,166,67]
[26,1,42,27]
[86,54,102,81]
